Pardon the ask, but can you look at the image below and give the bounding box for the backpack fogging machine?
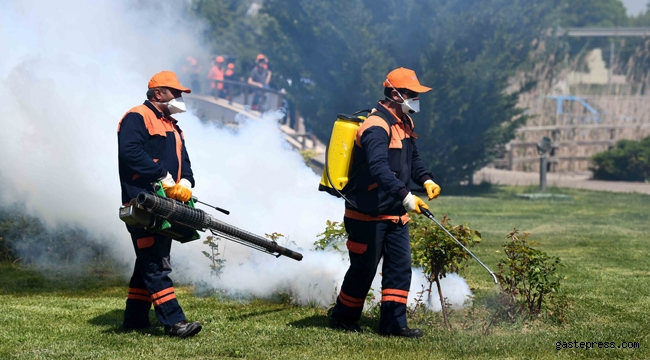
[119,184,303,261]
[420,208,498,284]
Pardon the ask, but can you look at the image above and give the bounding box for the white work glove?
[160,173,192,202]
[402,192,429,214]
[160,172,175,188]
[178,178,192,189]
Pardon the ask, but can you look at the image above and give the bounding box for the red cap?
[148,71,191,93]
[383,67,431,93]
[227,63,235,69]
[256,53,266,61]
[216,56,225,63]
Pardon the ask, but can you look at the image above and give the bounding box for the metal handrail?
[207,79,285,111]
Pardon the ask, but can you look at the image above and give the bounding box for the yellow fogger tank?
[318,111,370,197]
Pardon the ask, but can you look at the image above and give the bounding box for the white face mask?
[386,80,420,114]
[400,97,420,114]
[167,96,186,114]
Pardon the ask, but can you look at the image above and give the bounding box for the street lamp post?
[537,137,552,191]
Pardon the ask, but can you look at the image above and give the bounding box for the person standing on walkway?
[247,55,269,110]
[207,56,226,97]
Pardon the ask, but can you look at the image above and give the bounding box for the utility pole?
[608,40,615,94]
[537,137,552,191]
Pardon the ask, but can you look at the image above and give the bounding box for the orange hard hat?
[383,67,431,93]
[148,71,191,93]
[227,63,235,69]
[216,56,225,63]
[256,53,266,61]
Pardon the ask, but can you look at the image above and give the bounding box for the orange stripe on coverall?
[151,287,175,301]
[338,291,364,308]
[346,240,368,254]
[344,209,409,225]
[136,237,155,249]
[129,288,150,296]
[153,293,177,306]
[172,126,183,181]
[128,294,152,302]
[381,296,408,304]
[382,289,409,297]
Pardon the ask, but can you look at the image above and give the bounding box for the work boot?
[381,326,423,338]
[328,309,363,333]
[167,320,202,338]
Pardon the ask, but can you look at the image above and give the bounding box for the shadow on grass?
[88,308,166,335]
[227,307,286,321]
[288,314,380,333]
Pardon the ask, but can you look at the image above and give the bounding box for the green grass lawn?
[1,186,649,359]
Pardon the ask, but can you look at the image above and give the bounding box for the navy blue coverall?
[330,102,433,333]
[118,100,195,328]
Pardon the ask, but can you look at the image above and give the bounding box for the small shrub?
[313,220,346,252]
[492,229,568,324]
[409,214,482,329]
[590,135,650,182]
[202,235,226,278]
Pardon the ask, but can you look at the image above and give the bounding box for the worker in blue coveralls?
[117,71,201,338]
[328,68,442,338]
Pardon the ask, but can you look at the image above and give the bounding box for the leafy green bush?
[590,135,650,182]
[313,220,347,252]
[492,229,568,324]
[409,214,482,329]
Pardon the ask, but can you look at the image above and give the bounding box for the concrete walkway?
[474,167,650,195]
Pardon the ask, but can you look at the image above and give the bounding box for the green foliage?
[253,0,568,184]
[259,0,392,139]
[561,0,628,27]
[410,215,482,288]
[313,220,346,251]
[202,235,226,277]
[190,0,268,76]
[409,213,481,328]
[264,232,284,242]
[590,135,650,181]
[493,229,568,324]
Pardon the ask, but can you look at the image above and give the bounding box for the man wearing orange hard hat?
[117,71,202,338]
[328,67,441,338]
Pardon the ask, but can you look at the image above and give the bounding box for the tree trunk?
[435,276,450,330]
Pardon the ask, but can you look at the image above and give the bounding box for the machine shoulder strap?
[346,109,394,191]
[364,110,393,142]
